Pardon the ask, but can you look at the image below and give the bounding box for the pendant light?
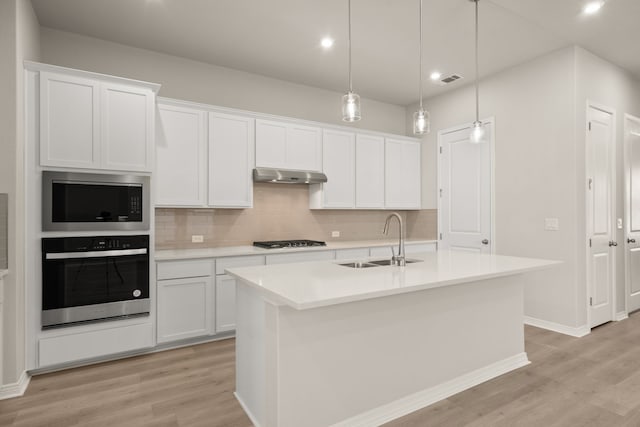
[342,0,361,122]
[413,0,430,135]
[469,0,485,143]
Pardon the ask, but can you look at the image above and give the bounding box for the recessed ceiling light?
[583,1,604,15]
[321,37,334,49]
[430,71,442,81]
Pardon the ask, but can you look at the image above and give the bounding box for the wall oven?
[42,235,150,328]
[42,171,150,231]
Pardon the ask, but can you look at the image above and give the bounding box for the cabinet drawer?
[39,322,153,367]
[216,255,265,275]
[266,250,334,265]
[157,259,213,280]
[335,248,370,261]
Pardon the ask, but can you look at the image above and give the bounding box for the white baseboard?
[0,371,31,400]
[235,392,262,427]
[524,316,590,337]
[330,352,530,427]
[615,311,629,321]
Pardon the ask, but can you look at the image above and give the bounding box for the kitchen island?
[226,250,558,427]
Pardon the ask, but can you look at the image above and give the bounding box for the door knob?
[481,239,489,245]
[609,241,618,247]
[628,238,636,244]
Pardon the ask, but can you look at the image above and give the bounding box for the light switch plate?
[331,231,340,238]
[191,235,204,243]
[545,218,559,231]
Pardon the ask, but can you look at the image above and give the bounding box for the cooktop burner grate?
[253,239,327,249]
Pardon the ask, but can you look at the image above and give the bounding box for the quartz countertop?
[155,239,436,261]
[226,249,560,310]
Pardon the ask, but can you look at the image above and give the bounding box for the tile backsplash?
[156,183,437,249]
[0,194,7,269]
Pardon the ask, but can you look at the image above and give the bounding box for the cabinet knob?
[609,241,618,247]
[628,238,636,244]
[481,239,489,245]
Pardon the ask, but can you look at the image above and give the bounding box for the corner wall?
[0,0,40,387]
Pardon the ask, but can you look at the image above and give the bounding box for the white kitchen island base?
[234,274,529,427]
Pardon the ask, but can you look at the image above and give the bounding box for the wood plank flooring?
[3,313,640,426]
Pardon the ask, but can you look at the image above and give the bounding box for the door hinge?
[439,233,443,240]
[588,178,592,190]
[439,146,443,154]
[589,238,592,247]
[590,297,593,306]
[588,122,592,131]
[439,189,443,198]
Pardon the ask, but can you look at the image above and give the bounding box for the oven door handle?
[45,248,148,259]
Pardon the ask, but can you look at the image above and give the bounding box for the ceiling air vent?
[440,74,463,85]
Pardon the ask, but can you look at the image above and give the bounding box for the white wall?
[413,46,640,331]
[39,28,407,136]
[0,0,40,386]
[411,47,582,329]
[575,47,640,321]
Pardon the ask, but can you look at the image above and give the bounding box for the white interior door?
[625,114,640,313]
[587,105,615,328]
[438,121,492,253]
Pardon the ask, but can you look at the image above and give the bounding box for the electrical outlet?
[191,235,204,243]
[617,218,623,229]
[331,231,340,238]
[544,218,559,231]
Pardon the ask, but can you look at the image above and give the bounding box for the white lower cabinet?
[157,276,213,343]
[215,275,237,333]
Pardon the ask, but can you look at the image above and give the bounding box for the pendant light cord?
[474,0,480,123]
[348,0,353,93]
[419,0,423,110]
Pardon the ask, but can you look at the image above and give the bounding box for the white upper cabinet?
[40,71,100,169]
[385,138,421,209]
[156,103,207,206]
[255,119,321,171]
[101,82,155,172]
[355,134,385,209]
[208,113,254,208]
[310,129,355,209]
[38,67,158,172]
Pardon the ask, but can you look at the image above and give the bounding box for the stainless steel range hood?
[253,167,327,184]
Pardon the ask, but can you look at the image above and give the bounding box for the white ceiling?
[30,0,640,106]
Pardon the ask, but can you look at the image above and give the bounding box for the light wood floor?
[3,313,640,426]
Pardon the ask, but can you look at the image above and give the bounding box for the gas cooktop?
[253,239,327,249]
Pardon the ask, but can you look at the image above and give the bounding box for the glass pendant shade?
[413,108,430,135]
[342,91,361,122]
[470,120,485,143]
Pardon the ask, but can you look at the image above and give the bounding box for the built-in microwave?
[42,171,150,231]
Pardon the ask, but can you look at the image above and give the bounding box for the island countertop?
[226,249,560,310]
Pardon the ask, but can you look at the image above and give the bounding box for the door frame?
[585,100,617,328]
[623,113,640,316]
[437,116,496,253]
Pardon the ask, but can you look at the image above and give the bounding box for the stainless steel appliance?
[41,235,150,328]
[42,171,150,231]
[253,167,327,184]
[253,239,326,249]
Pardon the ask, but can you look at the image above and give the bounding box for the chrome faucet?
[383,212,405,266]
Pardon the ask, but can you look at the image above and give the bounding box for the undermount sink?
[338,261,380,269]
[368,259,423,266]
[338,259,423,268]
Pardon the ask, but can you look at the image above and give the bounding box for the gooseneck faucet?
[383,212,405,266]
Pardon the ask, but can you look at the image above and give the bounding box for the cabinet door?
[215,275,236,333]
[321,129,355,208]
[356,134,385,208]
[39,71,100,168]
[287,124,322,171]
[157,277,213,343]
[156,103,207,206]
[255,119,287,168]
[101,82,155,172]
[209,113,254,208]
[385,139,421,209]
